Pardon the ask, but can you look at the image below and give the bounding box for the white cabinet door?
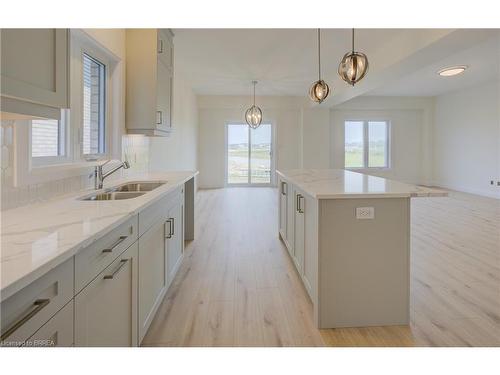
[1,29,68,108]
[156,59,172,133]
[75,243,138,347]
[166,198,184,286]
[25,301,74,347]
[138,218,168,342]
[286,183,295,255]
[293,189,305,274]
[302,194,318,300]
[278,178,288,241]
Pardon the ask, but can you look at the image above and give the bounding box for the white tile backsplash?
[0,121,152,211]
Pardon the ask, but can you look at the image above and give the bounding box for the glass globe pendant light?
[338,28,369,86]
[309,28,330,103]
[245,80,263,129]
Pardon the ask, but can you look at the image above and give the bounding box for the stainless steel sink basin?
[80,191,146,201]
[108,181,166,192]
[78,181,166,201]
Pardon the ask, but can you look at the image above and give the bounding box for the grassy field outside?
[228,145,271,184]
[345,143,387,168]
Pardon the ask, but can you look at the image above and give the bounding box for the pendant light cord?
[317,28,321,81]
[352,28,355,53]
[253,81,256,106]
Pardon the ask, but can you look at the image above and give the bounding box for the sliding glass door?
[226,123,273,186]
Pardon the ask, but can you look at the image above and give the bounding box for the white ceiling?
[173,29,500,102]
[370,35,500,96]
[173,28,417,96]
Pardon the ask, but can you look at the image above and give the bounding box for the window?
[30,109,69,166]
[345,120,389,169]
[31,119,64,158]
[82,53,106,156]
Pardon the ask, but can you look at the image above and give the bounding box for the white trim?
[224,121,276,187]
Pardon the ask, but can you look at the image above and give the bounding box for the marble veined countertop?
[277,169,447,199]
[1,171,198,301]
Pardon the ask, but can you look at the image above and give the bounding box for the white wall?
[197,96,302,188]
[330,96,434,185]
[433,81,500,198]
[301,108,331,169]
[149,70,198,171]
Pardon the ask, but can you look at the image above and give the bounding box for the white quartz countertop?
[277,169,447,199]
[1,171,198,301]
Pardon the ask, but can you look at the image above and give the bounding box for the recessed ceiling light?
[437,65,468,77]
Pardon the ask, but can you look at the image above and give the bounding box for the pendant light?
[309,29,330,103]
[245,80,262,129]
[338,28,369,86]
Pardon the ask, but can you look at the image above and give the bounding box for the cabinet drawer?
[139,187,181,236]
[75,215,138,293]
[24,301,74,347]
[1,258,73,346]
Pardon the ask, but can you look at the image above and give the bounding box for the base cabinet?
[293,188,305,274]
[278,178,288,239]
[278,177,318,304]
[25,302,74,347]
[166,197,184,286]
[75,243,138,347]
[138,218,168,341]
[1,179,192,347]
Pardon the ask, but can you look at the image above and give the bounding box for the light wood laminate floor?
[142,188,500,347]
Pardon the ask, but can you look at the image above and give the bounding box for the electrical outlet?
[356,207,375,219]
[491,180,495,185]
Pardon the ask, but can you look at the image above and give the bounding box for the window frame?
[344,119,391,170]
[82,52,107,156]
[72,33,114,161]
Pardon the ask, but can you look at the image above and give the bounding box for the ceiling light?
[245,81,262,129]
[338,28,369,86]
[437,65,467,77]
[309,29,330,103]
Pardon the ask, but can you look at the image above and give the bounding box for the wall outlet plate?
[356,207,375,219]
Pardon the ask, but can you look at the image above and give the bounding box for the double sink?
[79,181,166,201]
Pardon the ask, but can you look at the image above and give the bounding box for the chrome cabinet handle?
[158,39,164,54]
[1,299,50,341]
[103,259,129,280]
[102,236,128,253]
[156,111,163,125]
[165,219,173,239]
[281,181,287,195]
[297,194,304,213]
[171,218,175,237]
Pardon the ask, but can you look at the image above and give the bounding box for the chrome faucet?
[93,160,130,190]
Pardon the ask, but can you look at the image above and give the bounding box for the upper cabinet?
[1,29,69,109]
[126,29,174,137]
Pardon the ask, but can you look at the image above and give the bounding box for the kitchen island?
[277,169,446,329]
